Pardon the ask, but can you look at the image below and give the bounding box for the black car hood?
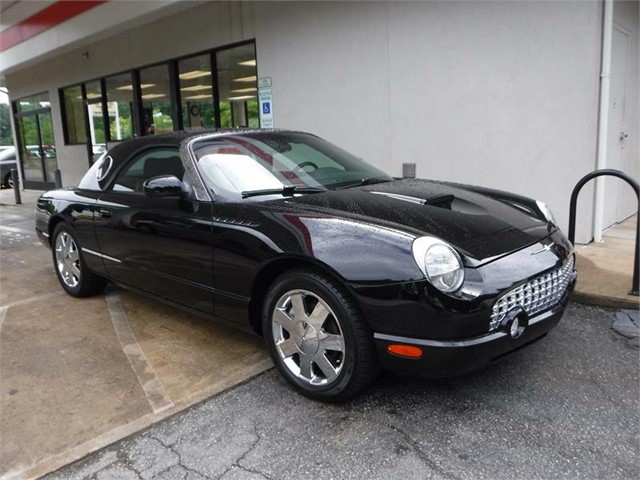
[279,179,555,266]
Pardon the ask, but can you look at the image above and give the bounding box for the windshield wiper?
[241,185,326,199]
[335,177,391,190]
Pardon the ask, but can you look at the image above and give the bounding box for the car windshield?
[0,147,16,161]
[191,132,392,199]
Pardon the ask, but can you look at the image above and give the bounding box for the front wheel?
[52,223,108,297]
[262,269,379,402]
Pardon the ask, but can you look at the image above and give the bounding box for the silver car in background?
[0,146,17,188]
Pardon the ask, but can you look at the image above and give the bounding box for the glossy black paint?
[373,303,569,378]
[35,129,576,377]
[143,175,184,197]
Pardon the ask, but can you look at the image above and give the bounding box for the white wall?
[254,0,603,243]
[612,0,639,223]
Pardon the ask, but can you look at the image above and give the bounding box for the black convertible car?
[36,129,576,401]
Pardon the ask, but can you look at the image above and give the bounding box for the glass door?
[38,112,57,184]
[14,93,57,189]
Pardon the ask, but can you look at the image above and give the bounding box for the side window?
[111,148,184,192]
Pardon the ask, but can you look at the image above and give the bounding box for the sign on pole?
[258,77,274,128]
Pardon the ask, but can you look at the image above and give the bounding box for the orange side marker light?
[386,344,423,359]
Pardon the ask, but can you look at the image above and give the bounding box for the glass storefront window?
[15,92,58,188]
[16,93,50,113]
[85,80,107,158]
[61,85,86,144]
[139,64,174,135]
[56,40,257,151]
[105,73,135,141]
[85,80,102,101]
[178,54,215,129]
[216,43,259,128]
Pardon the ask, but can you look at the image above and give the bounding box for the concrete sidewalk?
[574,215,639,310]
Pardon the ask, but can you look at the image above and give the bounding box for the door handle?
[99,208,112,219]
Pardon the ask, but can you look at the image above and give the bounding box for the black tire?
[262,269,379,402]
[51,223,108,297]
[3,172,13,189]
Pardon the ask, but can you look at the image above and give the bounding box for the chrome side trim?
[82,248,122,264]
[374,331,507,348]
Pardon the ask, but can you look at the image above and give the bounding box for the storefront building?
[0,0,638,244]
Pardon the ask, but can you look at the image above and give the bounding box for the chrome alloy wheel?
[272,289,346,386]
[55,231,81,288]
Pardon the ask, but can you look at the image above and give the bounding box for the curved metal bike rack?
[568,169,639,296]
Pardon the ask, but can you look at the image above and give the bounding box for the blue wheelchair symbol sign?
[262,102,271,114]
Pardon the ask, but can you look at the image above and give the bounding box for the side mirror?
[143,175,184,198]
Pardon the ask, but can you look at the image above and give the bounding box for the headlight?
[412,237,465,293]
[536,200,556,225]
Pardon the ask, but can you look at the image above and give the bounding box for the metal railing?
[568,169,639,296]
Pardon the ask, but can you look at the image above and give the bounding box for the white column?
[593,0,614,243]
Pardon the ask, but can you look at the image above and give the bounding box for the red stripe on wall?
[0,0,108,53]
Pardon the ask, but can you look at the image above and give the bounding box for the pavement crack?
[217,422,274,480]
[152,435,211,480]
[235,465,274,480]
[388,423,461,480]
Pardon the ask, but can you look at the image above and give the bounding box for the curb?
[571,290,639,310]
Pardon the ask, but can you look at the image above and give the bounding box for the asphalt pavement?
[44,303,639,480]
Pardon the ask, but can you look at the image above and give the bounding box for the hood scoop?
[370,191,454,208]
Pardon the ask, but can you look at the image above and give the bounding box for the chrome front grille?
[490,255,575,331]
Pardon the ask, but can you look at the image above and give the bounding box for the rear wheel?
[3,172,14,189]
[52,223,108,297]
[263,269,379,402]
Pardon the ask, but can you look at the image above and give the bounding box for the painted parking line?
[0,225,34,235]
[0,306,7,334]
[105,291,174,414]
[0,292,64,310]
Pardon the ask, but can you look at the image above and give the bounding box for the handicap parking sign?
[262,102,271,114]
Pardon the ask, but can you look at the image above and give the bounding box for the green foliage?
[0,104,14,145]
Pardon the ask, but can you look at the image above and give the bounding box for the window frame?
[59,84,87,146]
[106,146,183,194]
[57,39,258,147]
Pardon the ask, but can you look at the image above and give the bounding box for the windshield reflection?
[192,132,391,199]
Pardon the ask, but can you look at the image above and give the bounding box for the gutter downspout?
[593,0,614,243]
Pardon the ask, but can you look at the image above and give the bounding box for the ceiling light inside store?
[141,93,166,100]
[179,70,211,80]
[227,95,255,101]
[117,83,155,91]
[238,59,256,66]
[233,75,257,83]
[180,85,212,92]
[230,87,257,93]
[76,93,102,100]
[183,94,212,100]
